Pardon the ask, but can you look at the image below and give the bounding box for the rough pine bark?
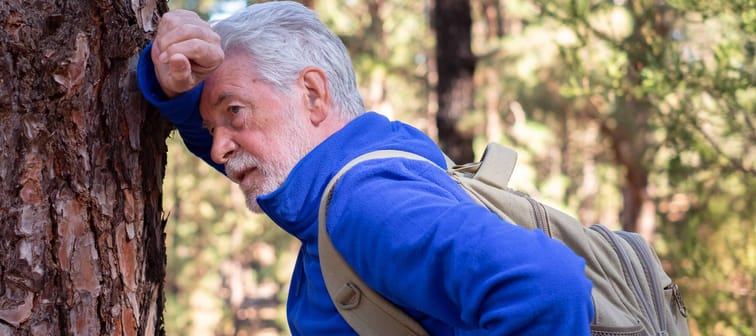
[432,0,476,163]
[0,0,171,334]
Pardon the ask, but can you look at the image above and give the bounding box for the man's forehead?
[199,76,248,108]
[210,91,234,108]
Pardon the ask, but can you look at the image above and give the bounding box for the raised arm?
[136,10,225,173]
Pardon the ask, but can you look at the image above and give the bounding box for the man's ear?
[300,67,329,125]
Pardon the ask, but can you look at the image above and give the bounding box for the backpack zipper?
[505,187,552,237]
[616,231,668,336]
[667,283,688,318]
[590,225,661,334]
[524,197,552,237]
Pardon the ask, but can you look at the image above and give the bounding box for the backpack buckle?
[335,282,362,310]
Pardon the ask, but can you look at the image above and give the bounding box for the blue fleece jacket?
[137,43,594,335]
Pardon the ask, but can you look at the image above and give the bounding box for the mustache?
[225,151,260,183]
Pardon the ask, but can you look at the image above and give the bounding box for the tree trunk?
[605,1,671,241]
[599,96,655,241]
[0,1,171,335]
[432,0,476,163]
[363,0,391,119]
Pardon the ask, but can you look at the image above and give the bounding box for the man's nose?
[210,127,238,164]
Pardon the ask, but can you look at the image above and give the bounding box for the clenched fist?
[152,10,224,97]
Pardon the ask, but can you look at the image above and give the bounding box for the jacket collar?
[256,112,446,241]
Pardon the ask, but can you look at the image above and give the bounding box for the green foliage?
[166,0,216,18]
[318,0,433,125]
[519,0,755,334]
[161,0,754,335]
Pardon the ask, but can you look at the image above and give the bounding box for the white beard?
[225,110,315,213]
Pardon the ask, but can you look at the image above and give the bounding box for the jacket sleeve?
[136,42,225,174]
[326,157,594,335]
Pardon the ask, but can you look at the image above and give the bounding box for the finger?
[153,43,170,64]
[151,39,163,64]
[155,19,217,56]
[161,38,224,72]
[152,53,192,98]
[156,9,204,37]
[167,53,192,79]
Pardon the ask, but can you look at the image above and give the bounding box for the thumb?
[168,54,192,81]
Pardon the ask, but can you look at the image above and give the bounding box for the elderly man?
[137,1,593,335]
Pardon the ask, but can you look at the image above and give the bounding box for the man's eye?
[228,105,242,114]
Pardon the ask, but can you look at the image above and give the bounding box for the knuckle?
[160,11,179,26]
[214,48,225,61]
[209,31,222,43]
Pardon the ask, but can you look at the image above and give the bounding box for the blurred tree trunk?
[541,0,672,240]
[432,0,476,163]
[0,0,172,335]
[481,0,504,144]
[363,0,391,118]
[598,1,671,240]
[600,96,655,240]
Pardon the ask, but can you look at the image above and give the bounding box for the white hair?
[212,1,365,121]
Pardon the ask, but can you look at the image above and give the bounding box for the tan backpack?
[318,143,689,336]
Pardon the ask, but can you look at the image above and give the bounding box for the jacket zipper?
[590,224,660,334]
[616,231,668,336]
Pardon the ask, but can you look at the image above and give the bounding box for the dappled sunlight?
[162,1,754,335]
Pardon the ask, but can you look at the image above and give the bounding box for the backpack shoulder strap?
[476,143,518,187]
[318,150,431,336]
[449,143,518,189]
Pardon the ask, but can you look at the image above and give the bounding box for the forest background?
[159,0,754,335]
